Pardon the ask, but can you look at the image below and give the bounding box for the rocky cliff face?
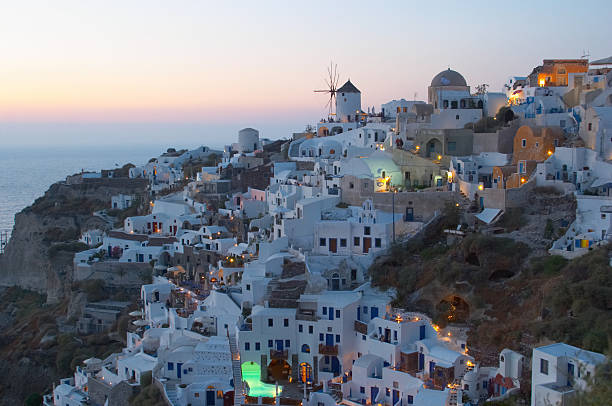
[0,178,148,302]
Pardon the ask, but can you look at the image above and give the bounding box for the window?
[455,114,460,120]
[322,306,327,315]
[375,238,381,248]
[407,395,414,404]
[168,362,174,371]
[268,318,273,327]
[268,340,273,348]
[255,342,260,351]
[340,238,347,247]
[349,182,354,189]
[319,333,324,341]
[363,306,368,314]
[309,325,313,334]
[448,141,456,151]
[540,358,549,375]
[285,340,290,348]
[521,139,527,148]
[443,100,449,109]
[464,384,469,390]
[245,342,250,351]
[319,238,326,247]
[360,387,365,394]
[284,318,289,327]
[335,309,340,318]
[362,334,366,341]
[336,334,340,343]
[386,388,390,396]
[354,237,360,246]
[364,226,371,235]
[246,284,251,291]
[299,324,303,333]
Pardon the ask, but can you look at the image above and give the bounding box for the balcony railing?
[270,349,288,360]
[318,344,338,356]
[354,320,368,335]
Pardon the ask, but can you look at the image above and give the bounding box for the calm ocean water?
[0,145,164,240]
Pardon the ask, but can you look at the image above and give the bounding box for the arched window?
[301,344,310,353]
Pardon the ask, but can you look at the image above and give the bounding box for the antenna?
[581,49,590,59]
[413,92,417,101]
[314,62,340,118]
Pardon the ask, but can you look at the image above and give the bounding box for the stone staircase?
[229,333,245,406]
[448,363,474,406]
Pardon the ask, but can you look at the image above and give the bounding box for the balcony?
[318,344,338,356]
[270,349,288,360]
[354,320,368,335]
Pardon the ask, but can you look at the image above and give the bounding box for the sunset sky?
[1,0,611,148]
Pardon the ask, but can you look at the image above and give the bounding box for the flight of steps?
[165,383,179,406]
[448,363,474,406]
[229,334,245,406]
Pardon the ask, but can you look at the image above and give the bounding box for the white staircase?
[448,363,474,406]
[229,333,245,406]
[165,383,179,406]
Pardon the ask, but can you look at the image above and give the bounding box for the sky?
[1,0,611,149]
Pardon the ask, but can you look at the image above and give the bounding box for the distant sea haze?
[0,145,168,239]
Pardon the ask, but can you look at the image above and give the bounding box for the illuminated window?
[521,139,526,148]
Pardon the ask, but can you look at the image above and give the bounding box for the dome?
[430,69,467,87]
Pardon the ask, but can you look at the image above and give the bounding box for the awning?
[591,178,612,188]
[591,56,612,65]
[475,208,503,224]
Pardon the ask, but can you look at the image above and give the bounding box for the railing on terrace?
[269,349,288,360]
[318,344,338,355]
[354,320,368,335]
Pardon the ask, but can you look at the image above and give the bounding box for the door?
[371,307,379,319]
[419,325,426,340]
[206,390,215,406]
[329,238,337,253]
[418,354,424,371]
[357,306,361,321]
[332,278,340,290]
[479,197,484,208]
[326,334,334,346]
[275,340,284,351]
[331,357,340,376]
[429,361,436,376]
[371,387,379,403]
[177,362,183,379]
[329,306,334,321]
[363,237,371,254]
[392,390,399,405]
[567,363,574,386]
[405,207,414,221]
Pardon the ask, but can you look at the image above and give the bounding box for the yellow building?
[536,59,588,87]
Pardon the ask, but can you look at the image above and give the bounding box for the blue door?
[275,340,284,350]
[371,307,378,319]
[392,390,399,405]
[326,334,334,346]
[429,361,436,376]
[371,387,379,403]
[405,207,414,221]
[357,306,361,321]
[206,390,215,406]
[418,353,424,371]
[331,357,340,376]
[567,363,574,386]
[177,362,183,379]
[329,306,334,320]
[419,325,426,340]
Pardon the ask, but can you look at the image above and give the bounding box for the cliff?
[0,177,148,302]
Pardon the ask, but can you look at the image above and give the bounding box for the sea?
[0,145,168,242]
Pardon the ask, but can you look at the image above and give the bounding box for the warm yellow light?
[415,145,420,150]
[432,324,440,332]
[547,150,553,156]
[478,184,484,191]
[437,155,442,161]
[539,78,545,87]
[521,177,526,183]
[455,203,460,207]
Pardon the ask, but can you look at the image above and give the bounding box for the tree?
[569,359,612,405]
[25,393,42,406]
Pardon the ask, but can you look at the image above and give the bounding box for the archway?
[426,138,443,158]
[437,295,470,323]
[299,363,313,383]
[318,126,329,137]
[331,126,343,136]
[301,344,310,353]
[465,252,480,266]
[268,359,291,382]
